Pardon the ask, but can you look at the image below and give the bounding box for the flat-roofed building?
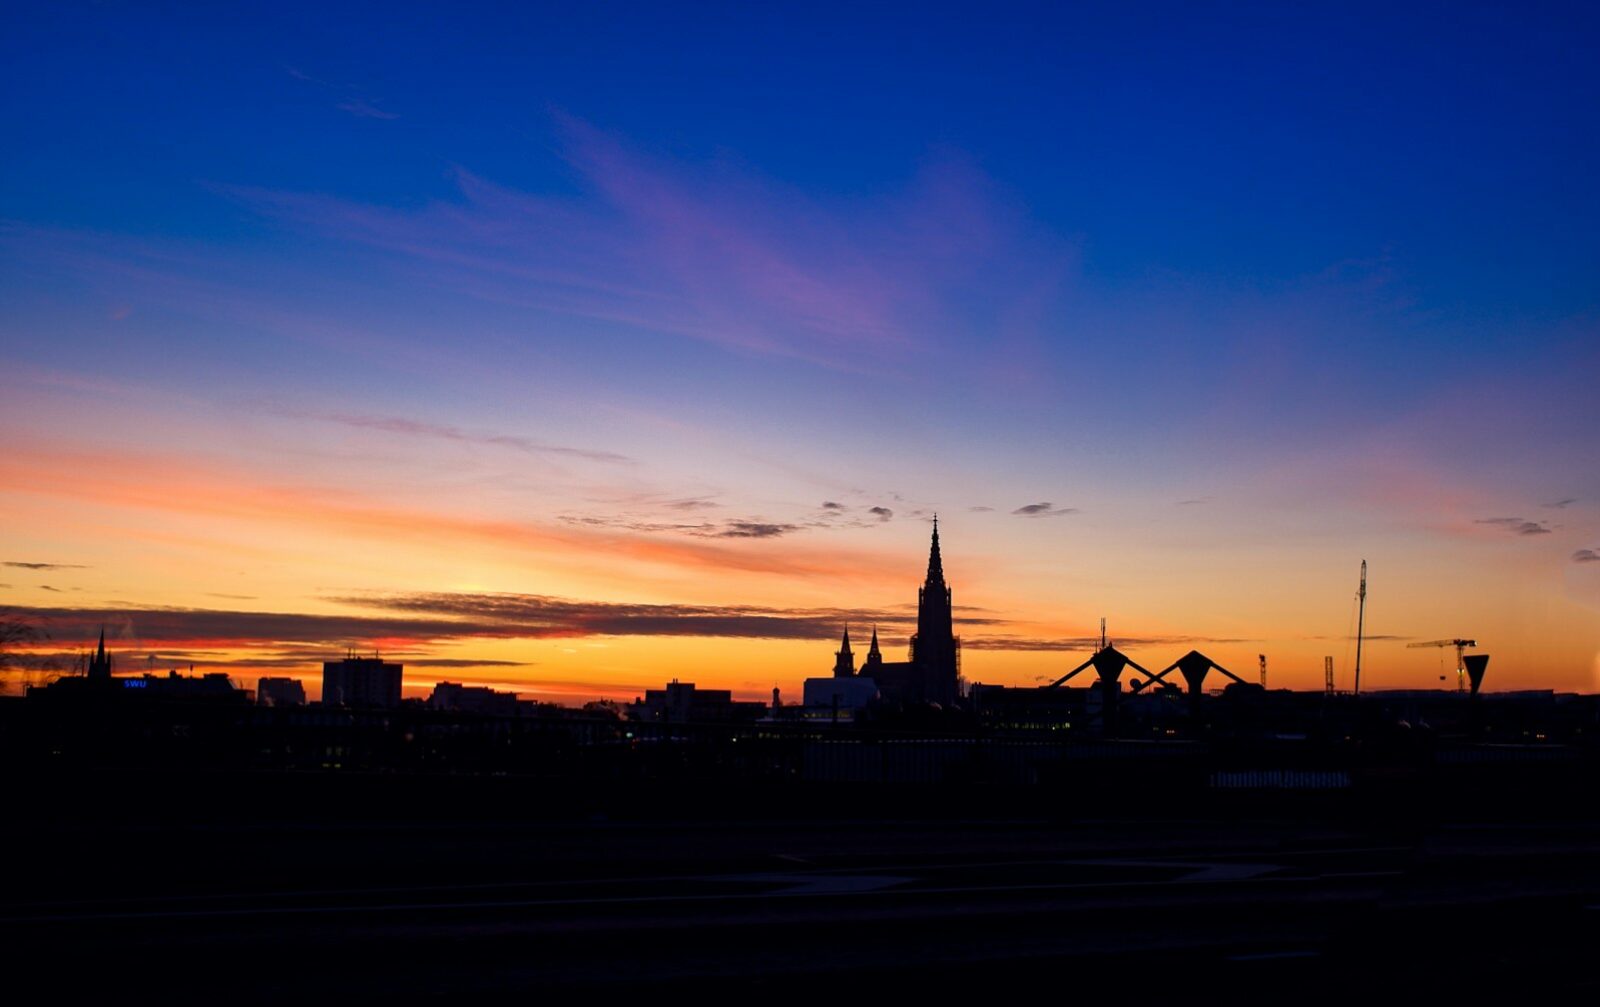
[428,681,518,717]
[630,680,766,723]
[321,656,402,709]
[256,676,307,707]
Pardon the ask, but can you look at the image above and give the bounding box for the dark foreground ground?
[6,770,1600,1003]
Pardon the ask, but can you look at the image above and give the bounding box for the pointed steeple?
[912,516,958,706]
[863,624,883,669]
[833,625,856,677]
[925,514,945,586]
[88,625,112,680]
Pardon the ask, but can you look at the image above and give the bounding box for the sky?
[2,2,1598,701]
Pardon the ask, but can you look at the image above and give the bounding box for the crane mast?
[1353,560,1367,696]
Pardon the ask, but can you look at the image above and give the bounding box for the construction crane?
[1408,638,1477,693]
[1353,560,1367,695]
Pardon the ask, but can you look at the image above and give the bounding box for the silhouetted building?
[321,655,402,709]
[822,522,961,707]
[833,627,856,677]
[87,627,112,680]
[27,660,246,704]
[969,683,1083,731]
[428,681,518,717]
[908,518,961,704]
[801,674,879,721]
[256,676,306,707]
[128,669,245,701]
[630,680,766,723]
[862,625,884,676]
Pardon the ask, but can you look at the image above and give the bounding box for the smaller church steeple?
[833,625,856,677]
[864,624,883,670]
[87,626,112,680]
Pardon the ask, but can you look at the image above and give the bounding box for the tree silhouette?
[0,609,51,694]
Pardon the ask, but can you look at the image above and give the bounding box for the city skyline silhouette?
[4,8,1600,1000]
[2,7,1598,701]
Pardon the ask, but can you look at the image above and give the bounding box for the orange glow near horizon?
[3,383,1598,702]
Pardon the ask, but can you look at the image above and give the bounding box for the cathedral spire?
[925,515,945,586]
[912,517,958,706]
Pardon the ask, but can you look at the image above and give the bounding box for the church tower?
[863,625,883,673]
[87,626,112,680]
[910,518,960,704]
[832,626,856,678]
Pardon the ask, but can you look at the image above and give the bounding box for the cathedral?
[820,519,962,708]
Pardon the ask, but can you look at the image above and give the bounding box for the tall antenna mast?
[1099,617,1107,651]
[1353,560,1367,696]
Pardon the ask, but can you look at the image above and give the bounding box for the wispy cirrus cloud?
[336,592,943,639]
[227,115,1074,370]
[1575,548,1600,564]
[406,658,536,668]
[1475,516,1553,536]
[1543,498,1578,509]
[296,410,632,464]
[23,644,533,672]
[559,514,799,539]
[4,561,88,571]
[0,443,908,584]
[1012,501,1080,517]
[335,98,399,120]
[1,595,958,653]
[1302,634,1417,642]
[287,66,399,121]
[962,634,1256,651]
[718,521,797,539]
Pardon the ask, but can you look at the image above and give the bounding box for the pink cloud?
[227,116,1076,371]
